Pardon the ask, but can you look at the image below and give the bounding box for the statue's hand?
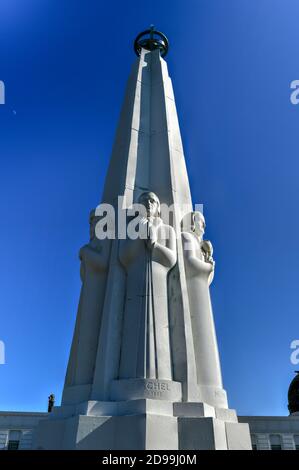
[209,259,215,269]
[145,237,156,250]
[201,240,214,265]
[139,216,148,226]
[138,217,149,241]
[145,224,158,250]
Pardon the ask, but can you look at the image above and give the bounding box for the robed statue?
[118,192,177,380]
[181,211,227,407]
[64,210,111,391]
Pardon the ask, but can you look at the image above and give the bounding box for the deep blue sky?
[0,0,299,416]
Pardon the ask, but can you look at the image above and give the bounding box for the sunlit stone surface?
[33,44,251,450]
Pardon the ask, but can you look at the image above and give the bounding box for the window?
[0,432,8,450]
[294,435,299,451]
[7,431,21,451]
[251,434,257,450]
[7,440,19,450]
[270,434,282,450]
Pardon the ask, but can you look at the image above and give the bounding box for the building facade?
[240,415,299,450]
[0,411,298,450]
[0,412,47,450]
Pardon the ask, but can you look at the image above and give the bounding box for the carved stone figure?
[118,192,177,380]
[181,211,227,408]
[64,210,111,390]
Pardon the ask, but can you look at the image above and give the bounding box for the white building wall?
[0,412,48,450]
[239,415,299,450]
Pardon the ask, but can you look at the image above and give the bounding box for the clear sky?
[0,0,299,416]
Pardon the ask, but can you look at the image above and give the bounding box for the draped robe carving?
[181,211,228,408]
[64,211,111,391]
[118,193,177,380]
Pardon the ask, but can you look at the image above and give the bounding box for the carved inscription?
[145,381,170,397]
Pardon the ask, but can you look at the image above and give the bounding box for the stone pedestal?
[33,399,251,450]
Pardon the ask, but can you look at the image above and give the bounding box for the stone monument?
[34,27,251,450]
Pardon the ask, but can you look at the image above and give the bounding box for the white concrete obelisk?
[34,27,251,450]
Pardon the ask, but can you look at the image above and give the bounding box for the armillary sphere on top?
[134,25,169,58]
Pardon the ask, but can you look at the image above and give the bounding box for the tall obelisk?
[34,27,251,450]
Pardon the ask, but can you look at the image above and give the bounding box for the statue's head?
[138,191,160,218]
[181,211,206,238]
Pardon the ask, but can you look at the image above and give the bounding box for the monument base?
[33,399,252,450]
